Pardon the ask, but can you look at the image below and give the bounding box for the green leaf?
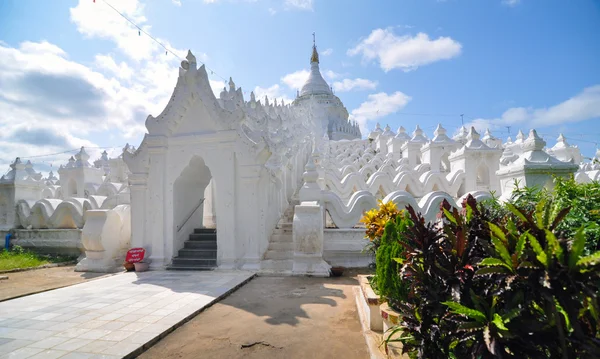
[502,308,521,323]
[535,199,546,229]
[442,301,487,323]
[506,203,529,224]
[555,299,573,333]
[492,313,508,331]
[476,267,509,275]
[515,232,527,259]
[479,258,513,272]
[443,208,457,225]
[457,321,485,332]
[576,251,600,267]
[392,257,404,264]
[466,204,473,222]
[491,237,513,269]
[544,229,563,262]
[569,226,586,269]
[488,222,507,243]
[526,233,548,268]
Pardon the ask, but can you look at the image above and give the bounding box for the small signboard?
[125,248,146,263]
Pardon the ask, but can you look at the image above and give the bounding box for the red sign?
[126,248,146,263]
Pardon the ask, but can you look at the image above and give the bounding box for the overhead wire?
[97,0,228,82]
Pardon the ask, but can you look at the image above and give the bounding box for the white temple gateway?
[0,43,596,276]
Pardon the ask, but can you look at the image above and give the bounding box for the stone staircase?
[167,228,217,271]
[260,199,299,275]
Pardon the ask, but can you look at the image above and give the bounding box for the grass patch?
[0,246,75,271]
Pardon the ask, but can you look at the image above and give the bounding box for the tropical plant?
[361,199,402,254]
[385,194,600,359]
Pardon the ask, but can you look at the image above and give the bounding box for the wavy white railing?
[14,186,129,229]
[16,198,94,229]
[325,168,465,202]
[322,189,493,229]
[575,170,600,184]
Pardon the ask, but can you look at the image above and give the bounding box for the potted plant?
[329,266,345,277]
[133,260,149,272]
[123,260,135,272]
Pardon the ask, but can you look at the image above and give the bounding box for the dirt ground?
[141,271,370,359]
[0,265,110,301]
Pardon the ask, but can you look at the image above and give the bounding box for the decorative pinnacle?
[524,129,546,151]
[434,123,446,136]
[414,124,423,136]
[311,32,319,64]
[467,126,480,141]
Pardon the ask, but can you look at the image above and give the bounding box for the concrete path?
[0,270,254,359]
[140,274,369,359]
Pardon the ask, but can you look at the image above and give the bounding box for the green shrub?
[374,215,410,307]
[386,195,600,359]
[482,177,600,255]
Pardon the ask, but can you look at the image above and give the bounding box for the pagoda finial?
[311,32,319,64]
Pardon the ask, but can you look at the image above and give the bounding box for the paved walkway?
[0,270,254,359]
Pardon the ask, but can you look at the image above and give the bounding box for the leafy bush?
[374,216,410,307]
[482,177,600,255]
[386,195,600,359]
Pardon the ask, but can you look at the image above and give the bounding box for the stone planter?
[356,274,384,331]
[380,302,407,357]
[134,262,149,272]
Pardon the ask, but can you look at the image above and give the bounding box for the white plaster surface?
[0,270,254,359]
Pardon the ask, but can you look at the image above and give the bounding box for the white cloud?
[502,0,521,7]
[466,85,600,132]
[323,70,340,80]
[350,92,412,134]
[322,48,333,56]
[281,69,310,90]
[172,0,182,6]
[285,0,313,11]
[0,0,230,171]
[333,78,378,92]
[253,84,293,105]
[348,28,462,72]
[268,7,277,15]
[94,54,133,80]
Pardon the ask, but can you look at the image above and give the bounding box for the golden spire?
[311,32,319,64]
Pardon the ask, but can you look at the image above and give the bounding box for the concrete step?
[270,234,292,243]
[184,241,217,249]
[268,241,293,251]
[264,250,292,260]
[278,223,293,230]
[272,228,292,235]
[189,233,217,241]
[194,228,216,234]
[172,257,217,267]
[260,259,293,271]
[177,248,217,259]
[166,265,215,271]
[259,269,293,276]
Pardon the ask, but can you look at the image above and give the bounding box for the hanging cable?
[97,0,227,82]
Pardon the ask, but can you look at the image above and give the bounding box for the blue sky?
[0,0,599,173]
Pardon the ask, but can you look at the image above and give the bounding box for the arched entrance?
[170,155,216,270]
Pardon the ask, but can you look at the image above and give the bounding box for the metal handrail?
[177,198,205,233]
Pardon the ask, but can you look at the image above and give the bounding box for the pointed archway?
[171,155,215,269]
